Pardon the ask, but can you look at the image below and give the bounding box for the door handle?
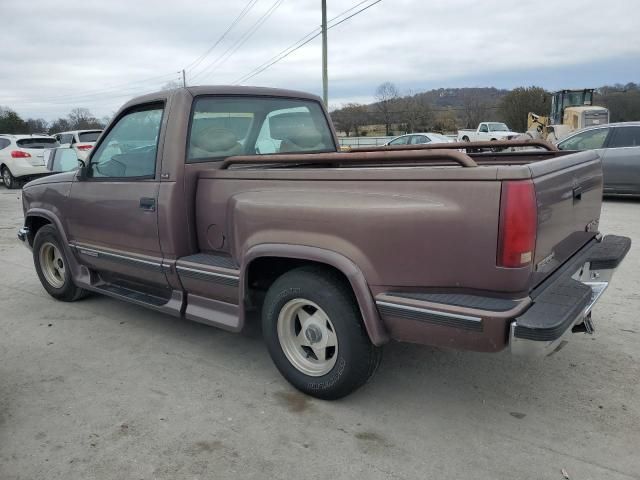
[572,186,583,201]
[139,197,156,212]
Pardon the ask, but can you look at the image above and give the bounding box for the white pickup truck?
[457,122,520,142]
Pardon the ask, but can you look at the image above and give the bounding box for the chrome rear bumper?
[509,235,630,357]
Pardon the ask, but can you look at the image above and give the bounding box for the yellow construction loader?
[527,89,609,142]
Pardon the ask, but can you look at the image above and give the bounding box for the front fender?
[24,208,87,285]
[240,243,389,346]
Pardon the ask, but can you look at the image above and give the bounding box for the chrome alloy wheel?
[277,298,338,376]
[39,242,66,289]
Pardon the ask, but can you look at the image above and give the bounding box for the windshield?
[562,91,593,109]
[78,131,102,142]
[17,138,59,149]
[487,123,509,132]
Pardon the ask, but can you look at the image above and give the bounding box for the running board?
[88,283,184,318]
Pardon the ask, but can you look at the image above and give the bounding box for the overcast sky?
[1,0,639,121]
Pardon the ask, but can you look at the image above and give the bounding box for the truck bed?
[197,142,602,296]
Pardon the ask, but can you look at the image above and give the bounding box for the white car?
[0,134,59,188]
[53,129,102,160]
[384,132,455,146]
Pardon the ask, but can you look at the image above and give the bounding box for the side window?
[479,124,488,133]
[59,134,73,144]
[558,128,610,151]
[608,126,640,148]
[389,136,409,145]
[90,106,163,178]
[411,135,428,144]
[0,138,10,150]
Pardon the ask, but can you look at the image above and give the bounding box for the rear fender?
[240,244,389,346]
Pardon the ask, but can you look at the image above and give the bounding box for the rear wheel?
[33,225,87,301]
[490,138,504,152]
[262,266,382,399]
[2,166,17,189]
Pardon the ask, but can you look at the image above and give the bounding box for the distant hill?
[330,84,640,136]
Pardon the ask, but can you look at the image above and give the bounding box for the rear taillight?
[76,144,93,151]
[497,180,537,268]
[11,150,31,158]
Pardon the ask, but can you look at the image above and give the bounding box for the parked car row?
[0,129,101,188]
[384,122,639,196]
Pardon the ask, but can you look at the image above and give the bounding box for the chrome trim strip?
[176,265,239,280]
[70,244,163,269]
[375,300,482,322]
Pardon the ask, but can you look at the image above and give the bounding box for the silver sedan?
[384,132,454,146]
[557,122,640,195]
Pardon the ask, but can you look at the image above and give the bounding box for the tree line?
[331,82,640,136]
[0,107,107,135]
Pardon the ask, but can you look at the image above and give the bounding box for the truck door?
[66,103,169,289]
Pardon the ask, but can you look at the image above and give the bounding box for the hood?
[23,170,77,189]
[493,131,520,137]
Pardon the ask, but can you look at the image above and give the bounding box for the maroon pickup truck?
[18,86,630,399]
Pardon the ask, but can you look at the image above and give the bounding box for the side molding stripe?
[376,300,483,332]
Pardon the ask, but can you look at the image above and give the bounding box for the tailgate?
[22,148,47,166]
[529,150,603,287]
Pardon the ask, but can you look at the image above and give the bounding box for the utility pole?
[182,69,186,87]
[321,0,328,107]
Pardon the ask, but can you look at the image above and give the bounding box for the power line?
[189,0,284,83]
[183,0,260,75]
[234,0,383,85]
[19,71,181,105]
[233,0,373,85]
[12,76,182,107]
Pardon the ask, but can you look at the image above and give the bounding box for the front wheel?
[33,225,87,301]
[262,266,382,399]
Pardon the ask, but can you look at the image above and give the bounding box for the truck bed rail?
[349,139,558,153]
[221,149,478,169]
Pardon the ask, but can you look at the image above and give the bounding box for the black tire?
[2,166,17,189]
[262,266,382,400]
[33,225,87,302]
[462,136,470,142]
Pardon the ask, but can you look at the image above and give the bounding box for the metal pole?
[182,69,186,87]
[321,0,328,107]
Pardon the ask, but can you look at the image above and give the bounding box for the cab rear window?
[17,138,59,149]
[187,96,335,162]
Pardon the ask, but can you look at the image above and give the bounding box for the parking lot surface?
[0,188,639,480]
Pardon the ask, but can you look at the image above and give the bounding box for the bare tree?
[49,117,71,133]
[498,86,549,132]
[332,103,368,137]
[68,108,103,129]
[25,118,49,134]
[375,82,400,135]
[400,91,432,133]
[461,90,489,129]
